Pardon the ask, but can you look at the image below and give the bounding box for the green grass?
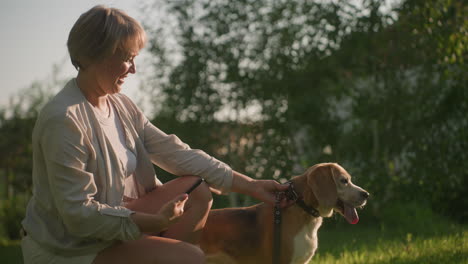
[312,202,468,264]
[1,204,467,264]
[2,226,466,264]
[313,223,467,263]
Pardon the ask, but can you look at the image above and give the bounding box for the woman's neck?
[76,71,108,111]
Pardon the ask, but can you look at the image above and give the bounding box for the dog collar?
[285,181,320,218]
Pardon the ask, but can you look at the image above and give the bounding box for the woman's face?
[92,48,138,95]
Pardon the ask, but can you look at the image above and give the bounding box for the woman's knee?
[182,243,205,264]
[190,180,213,206]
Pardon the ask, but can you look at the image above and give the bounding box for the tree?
[141,0,466,220]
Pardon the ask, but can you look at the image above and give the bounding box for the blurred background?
[1,0,466,263]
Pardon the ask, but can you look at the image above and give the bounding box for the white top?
[93,100,137,178]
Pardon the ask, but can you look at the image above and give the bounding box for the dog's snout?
[360,191,369,199]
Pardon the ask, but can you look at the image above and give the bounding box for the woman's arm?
[120,95,290,205]
[140,117,233,194]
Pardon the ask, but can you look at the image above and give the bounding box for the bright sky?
[1,0,400,118]
[1,0,145,108]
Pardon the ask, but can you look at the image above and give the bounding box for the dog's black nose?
[361,191,369,199]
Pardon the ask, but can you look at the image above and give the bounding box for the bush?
[0,198,27,240]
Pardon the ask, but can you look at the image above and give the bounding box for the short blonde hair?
[67,5,146,70]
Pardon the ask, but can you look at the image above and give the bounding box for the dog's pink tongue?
[344,204,359,224]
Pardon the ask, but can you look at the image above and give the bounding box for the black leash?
[272,181,321,264]
[185,178,204,194]
[273,192,282,264]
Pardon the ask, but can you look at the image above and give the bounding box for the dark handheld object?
[185,178,204,194]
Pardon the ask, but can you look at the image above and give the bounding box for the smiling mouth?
[119,75,128,83]
[336,199,360,225]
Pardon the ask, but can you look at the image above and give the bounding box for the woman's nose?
[129,62,136,74]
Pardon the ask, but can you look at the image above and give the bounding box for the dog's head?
[302,163,369,224]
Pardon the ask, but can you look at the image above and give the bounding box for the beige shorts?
[21,236,97,264]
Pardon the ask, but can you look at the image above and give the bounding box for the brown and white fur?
[200,163,369,264]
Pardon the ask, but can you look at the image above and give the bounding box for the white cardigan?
[22,79,233,256]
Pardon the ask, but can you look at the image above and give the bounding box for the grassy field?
[312,200,467,264]
[1,205,467,264]
[314,220,467,263]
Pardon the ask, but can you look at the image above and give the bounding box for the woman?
[21,5,290,264]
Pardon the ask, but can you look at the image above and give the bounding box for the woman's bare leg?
[93,235,205,264]
[93,176,212,264]
[126,175,213,244]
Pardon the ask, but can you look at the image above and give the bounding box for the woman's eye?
[340,178,348,184]
[123,56,134,62]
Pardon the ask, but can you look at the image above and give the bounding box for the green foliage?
[328,0,468,222]
[0,197,27,240]
[142,0,467,219]
[0,64,67,240]
[0,86,44,239]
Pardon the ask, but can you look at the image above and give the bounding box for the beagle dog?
[200,163,369,264]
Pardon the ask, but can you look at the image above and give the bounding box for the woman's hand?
[130,193,189,234]
[231,171,294,208]
[157,193,189,228]
[248,180,295,208]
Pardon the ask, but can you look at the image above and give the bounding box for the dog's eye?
[340,178,349,184]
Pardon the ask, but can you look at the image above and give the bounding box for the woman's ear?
[307,165,338,217]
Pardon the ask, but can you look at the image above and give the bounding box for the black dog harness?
[273,181,320,264]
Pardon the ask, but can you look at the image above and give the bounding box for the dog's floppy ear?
[306,164,338,217]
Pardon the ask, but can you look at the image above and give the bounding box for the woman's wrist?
[231,171,257,197]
